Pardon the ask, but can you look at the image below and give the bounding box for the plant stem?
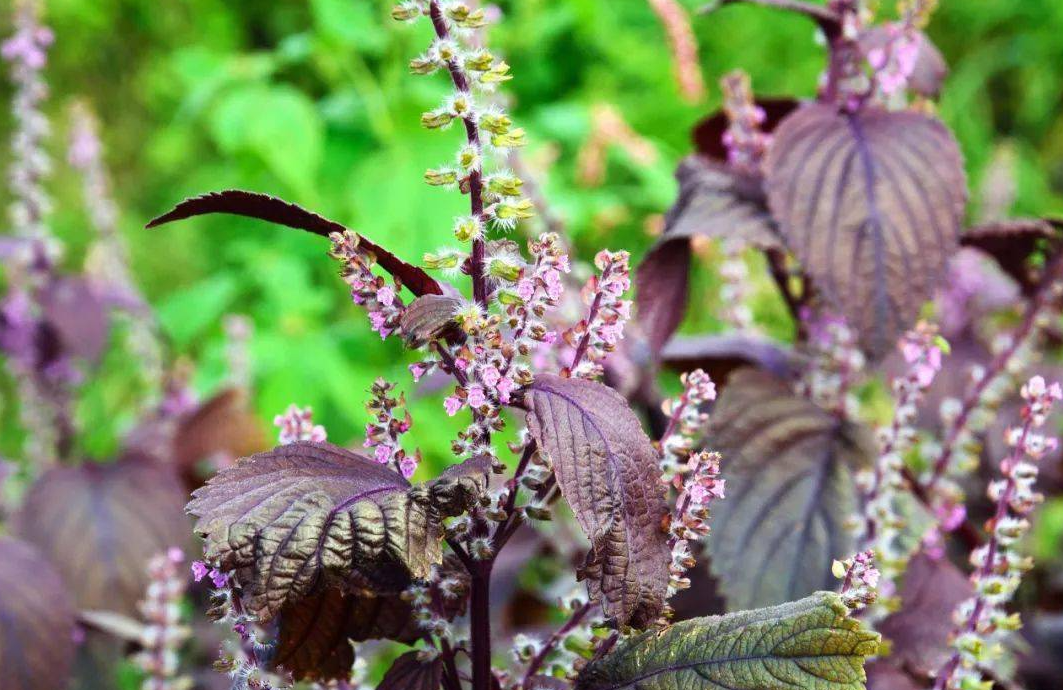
[521,602,593,684]
[469,562,493,690]
[568,264,614,373]
[428,0,488,309]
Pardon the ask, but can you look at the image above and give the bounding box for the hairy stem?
[469,562,493,690]
[428,0,488,309]
[521,602,593,684]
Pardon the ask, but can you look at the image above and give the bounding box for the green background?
[2,0,1062,475]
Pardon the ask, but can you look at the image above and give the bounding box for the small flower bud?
[490,127,526,148]
[421,109,454,129]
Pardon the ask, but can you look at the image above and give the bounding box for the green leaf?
[575,592,879,690]
[707,369,875,611]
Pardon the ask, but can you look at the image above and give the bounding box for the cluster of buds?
[364,378,419,478]
[719,70,770,176]
[329,231,406,339]
[69,103,165,399]
[3,0,55,261]
[666,450,724,595]
[563,250,631,379]
[822,0,873,111]
[659,368,716,483]
[717,238,755,332]
[273,404,327,445]
[923,272,1063,530]
[797,308,865,416]
[397,0,533,245]
[646,0,705,103]
[135,548,192,690]
[833,550,880,610]
[513,590,599,681]
[403,562,468,648]
[192,562,283,690]
[859,322,945,608]
[934,375,1061,690]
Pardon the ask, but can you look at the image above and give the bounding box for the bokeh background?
[2,0,1063,533]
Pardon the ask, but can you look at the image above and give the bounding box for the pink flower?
[467,385,488,408]
[191,561,209,582]
[455,357,469,371]
[167,547,185,564]
[409,362,429,381]
[495,376,515,403]
[368,311,390,337]
[542,268,563,301]
[399,455,418,479]
[517,278,535,302]
[936,502,967,532]
[444,396,463,416]
[480,365,501,388]
[208,568,229,589]
[376,285,396,307]
[374,444,392,464]
[541,331,558,345]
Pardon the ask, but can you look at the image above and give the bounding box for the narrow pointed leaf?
[147,190,443,296]
[765,104,966,358]
[524,375,670,627]
[0,537,77,690]
[575,591,879,690]
[187,442,486,621]
[706,369,874,610]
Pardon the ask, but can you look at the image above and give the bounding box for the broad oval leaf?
[14,460,191,616]
[707,369,874,610]
[187,442,486,621]
[173,387,270,489]
[575,591,879,690]
[636,157,782,352]
[524,375,670,628]
[0,536,77,690]
[765,103,966,358]
[378,651,444,690]
[147,190,443,297]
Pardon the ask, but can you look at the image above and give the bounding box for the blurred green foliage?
[2,0,1062,474]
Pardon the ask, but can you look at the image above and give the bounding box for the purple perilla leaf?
[0,536,77,690]
[186,442,487,622]
[147,189,444,297]
[659,332,799,387]
[524,375,670,628]
[378,650,445,690]
[765,103,967,359]
[706,369,875,610]
[399,293,467,347]
[13,460,190,617]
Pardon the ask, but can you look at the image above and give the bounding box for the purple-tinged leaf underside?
[524,375,670,628]
[147,190,443,297]
[659,332,798,386]
[636,158,781,353]
[961,217,1063,295]
[575,591,879,690]
[0,537,77,690]
[378,651,445,690]
[765,103,966,359]
[706,369,874,610]
[186,442,486,622]
[13,460,191,617]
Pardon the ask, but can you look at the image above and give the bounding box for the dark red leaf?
[147,190,443,296]
[378,651,444,690]
[524,375,670,627]
[765,103,967,359]
[13,460,191,616]
[0,536,77,690]
[961,217,1063,296]
[173,387,269,489]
